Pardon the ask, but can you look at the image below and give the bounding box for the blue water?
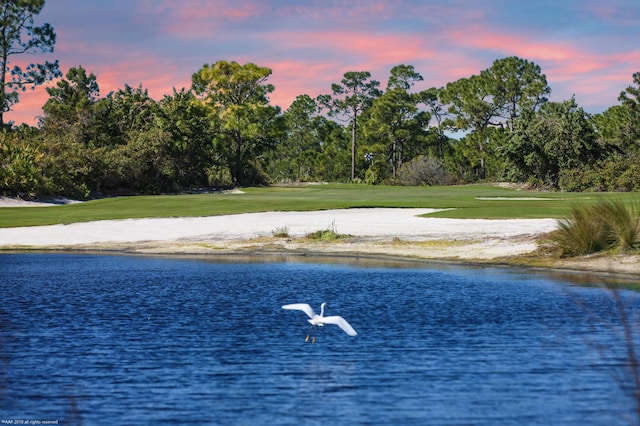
[1,253,638,425]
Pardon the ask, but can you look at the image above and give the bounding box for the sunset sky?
[7,0,640,126]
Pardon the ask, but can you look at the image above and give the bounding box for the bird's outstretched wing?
[322,315,358,336]
[282,303,315,319]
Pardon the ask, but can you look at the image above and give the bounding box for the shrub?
[396,155,452,186]
[558,166,600,192]
[0,141,44,197]
[551,200,639,256]
[305,220,349,241]
[615,161,640,191]
[207,164,233,187]
[559,157,640,192]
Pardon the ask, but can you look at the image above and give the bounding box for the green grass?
[2,183,640,228]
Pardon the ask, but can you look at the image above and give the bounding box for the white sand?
[0,202,557,251]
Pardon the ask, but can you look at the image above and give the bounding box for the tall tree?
[0,0,60,127]
[314,119,350,182]
[319,71,381,180]
[192,60,285,185]
[365,65,429,178]
[156,88,214,188]
[38,66,103,196]
[105,84,158,135]
[443,56,549,132]
[387,64,423,91]
[41,66,100,141]
[617,71,640,147]
[592,105,636,154]
[441,56,550,179]
[416,87,454,159]
[505,98,605,187]
[619,71,640,111]
[276,94,322,181]
[482,56,550,130]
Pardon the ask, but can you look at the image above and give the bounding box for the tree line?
[1,1,639,198]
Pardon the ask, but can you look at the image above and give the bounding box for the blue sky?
[8,0,640,125]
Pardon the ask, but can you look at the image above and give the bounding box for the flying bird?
[282,302,357,342]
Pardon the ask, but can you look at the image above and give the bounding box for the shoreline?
[0,204,638,278]
[2,232,639,281]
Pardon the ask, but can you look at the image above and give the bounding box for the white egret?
[282,302,357,342]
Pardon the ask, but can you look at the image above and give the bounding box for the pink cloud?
[267,59,340,109]
[445,24,577,62]
[142,0,263,21]
[3,55,60,126]
[4,48,190,126]
[261,29,430,75]
[437,22,635,106]
[548,49,640,111]
[7,0,640,125]
[141,0,267,39]
[582,0,640,25]
[274,0,398,24]
[5,89,48,126]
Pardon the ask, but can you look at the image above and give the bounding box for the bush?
[0,140,44,197]
[207,164,233,187]
[559,156,640,192]
[558,166,600,192]
[396,155,452,186]
[615,161,640,191]
[305,220,350,241]
[551,200,639,256]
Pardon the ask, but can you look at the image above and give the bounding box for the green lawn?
[2,184,639,228]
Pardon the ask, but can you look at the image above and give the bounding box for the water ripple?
[0,253,637,425]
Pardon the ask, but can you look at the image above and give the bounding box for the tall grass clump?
[305,220,349,241]
[552,200,639,256]
[593,200,639,252]
[272,226,290,238]
[553,207,606,256]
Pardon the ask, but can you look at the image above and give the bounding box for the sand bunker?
[0,207,556,256]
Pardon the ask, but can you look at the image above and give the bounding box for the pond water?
[1,253,638,425]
